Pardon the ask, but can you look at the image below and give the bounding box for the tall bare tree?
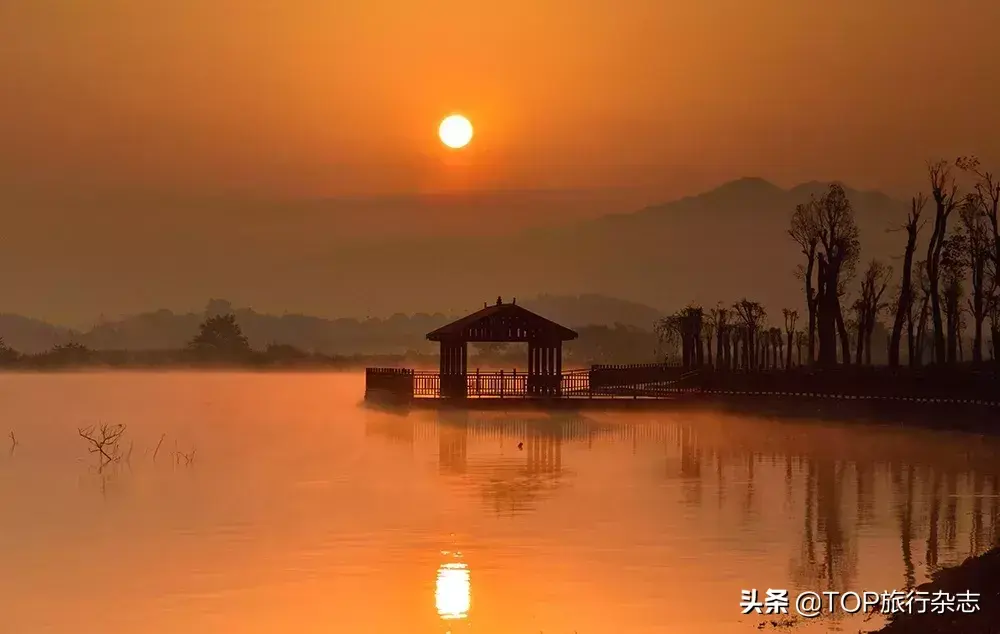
[789,199,820,364]
[712,305,729,369]
[957,156,1000,272]
[814,185,860,366]
[925,160,960,363]
[958,196,991,363]
[734,299,766,370]
[912,260,932,366]
[988,283,1000,362]
[888,194,927,366]
[782,308,799,369]
[940,233,967,364]
[854,260,893,365]
[795,331,807,367]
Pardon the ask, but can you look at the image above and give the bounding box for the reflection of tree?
[892,462,916,590]
[743,452,756,521]
[791,458,857,595]
[926,467,941,577]
[716,450,726,509]
[791,460,820,588]
[784,456,794,511]
[991,474,1000,547]
[944,472,959,549]
[678,425,702,507]
[971,471,985,556]
[855,461,875,528]
[816,460,856,591]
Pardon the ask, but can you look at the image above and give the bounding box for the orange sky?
[2,0,998,199]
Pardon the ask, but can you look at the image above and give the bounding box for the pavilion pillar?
[439,340,468,399]
[555,344,563,396]
[527,342,538,396]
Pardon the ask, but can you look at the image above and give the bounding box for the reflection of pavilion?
[434,412,591,515]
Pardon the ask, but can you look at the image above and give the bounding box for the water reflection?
[436,551,471,625]
[362,407,1000,631]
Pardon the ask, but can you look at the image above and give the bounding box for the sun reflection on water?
[435,551,471,622]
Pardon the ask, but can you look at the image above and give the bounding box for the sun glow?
[438,115,473,149]
[435,556,471,620]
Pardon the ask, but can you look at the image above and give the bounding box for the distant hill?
[305,177,908,317]
[0,178,911,323]
[521,294,664,329]
[0,294,662,354]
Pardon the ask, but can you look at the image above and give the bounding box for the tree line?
[656,158,999,370]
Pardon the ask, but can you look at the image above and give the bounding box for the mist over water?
[0,372,997,633]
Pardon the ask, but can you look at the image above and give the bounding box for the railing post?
[476,368,481,396]
[512,368,517,397]
[499,369,504,398]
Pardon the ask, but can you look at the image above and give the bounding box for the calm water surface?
[0,372,998,634]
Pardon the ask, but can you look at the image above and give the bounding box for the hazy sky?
[2,0,1000,324]
[3,0,998,199]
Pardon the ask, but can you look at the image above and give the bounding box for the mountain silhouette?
[1,178,908,323]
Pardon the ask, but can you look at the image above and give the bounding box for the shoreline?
[873,547,1000,633]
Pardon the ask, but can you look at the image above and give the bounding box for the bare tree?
[888,194,927,366]
[987,282,1000,362]
[794,331,807,367]
[912,260,932,366]
[702,310,717,369]
[814,185,861,366]
[958,196,991,363]
[854,260,893,365]
[782,308,799,369]
[712,305,730,369]
[654,315,682,362]
[957,156,999,274]
[734,299,767,370]
[925,160,961,364]
[78,423,127,468]
[940,233,967,363]
[789,199,821,364]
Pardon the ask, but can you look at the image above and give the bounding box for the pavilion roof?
[426,300,578,343]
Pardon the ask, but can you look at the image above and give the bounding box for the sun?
[439,114,473,149]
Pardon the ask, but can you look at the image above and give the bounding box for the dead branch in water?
[8,431,16,455]
[174,448,197,465]
[152,433,166,461]
[77,423,127,463]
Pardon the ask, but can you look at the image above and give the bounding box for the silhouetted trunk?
[945,289,959,364]
[973,314,983,364]
[855,313,865,366]
[890,233,919,367]
[914,292,931,367]
[906,303,917,367]
[836,303,851,366]
[785,332,793,369]
[816,257,838,366]
[723,330,732,369]
[927,225,948,364]
[715,328,724,369]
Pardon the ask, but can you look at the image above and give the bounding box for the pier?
[363,299,1000,417]
[364,297,696,404]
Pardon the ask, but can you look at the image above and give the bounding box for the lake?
[1,372,997,634]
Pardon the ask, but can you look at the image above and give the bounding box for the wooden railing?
[401,363,695,399]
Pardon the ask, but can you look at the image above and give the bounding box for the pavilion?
[425,297,578,398]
